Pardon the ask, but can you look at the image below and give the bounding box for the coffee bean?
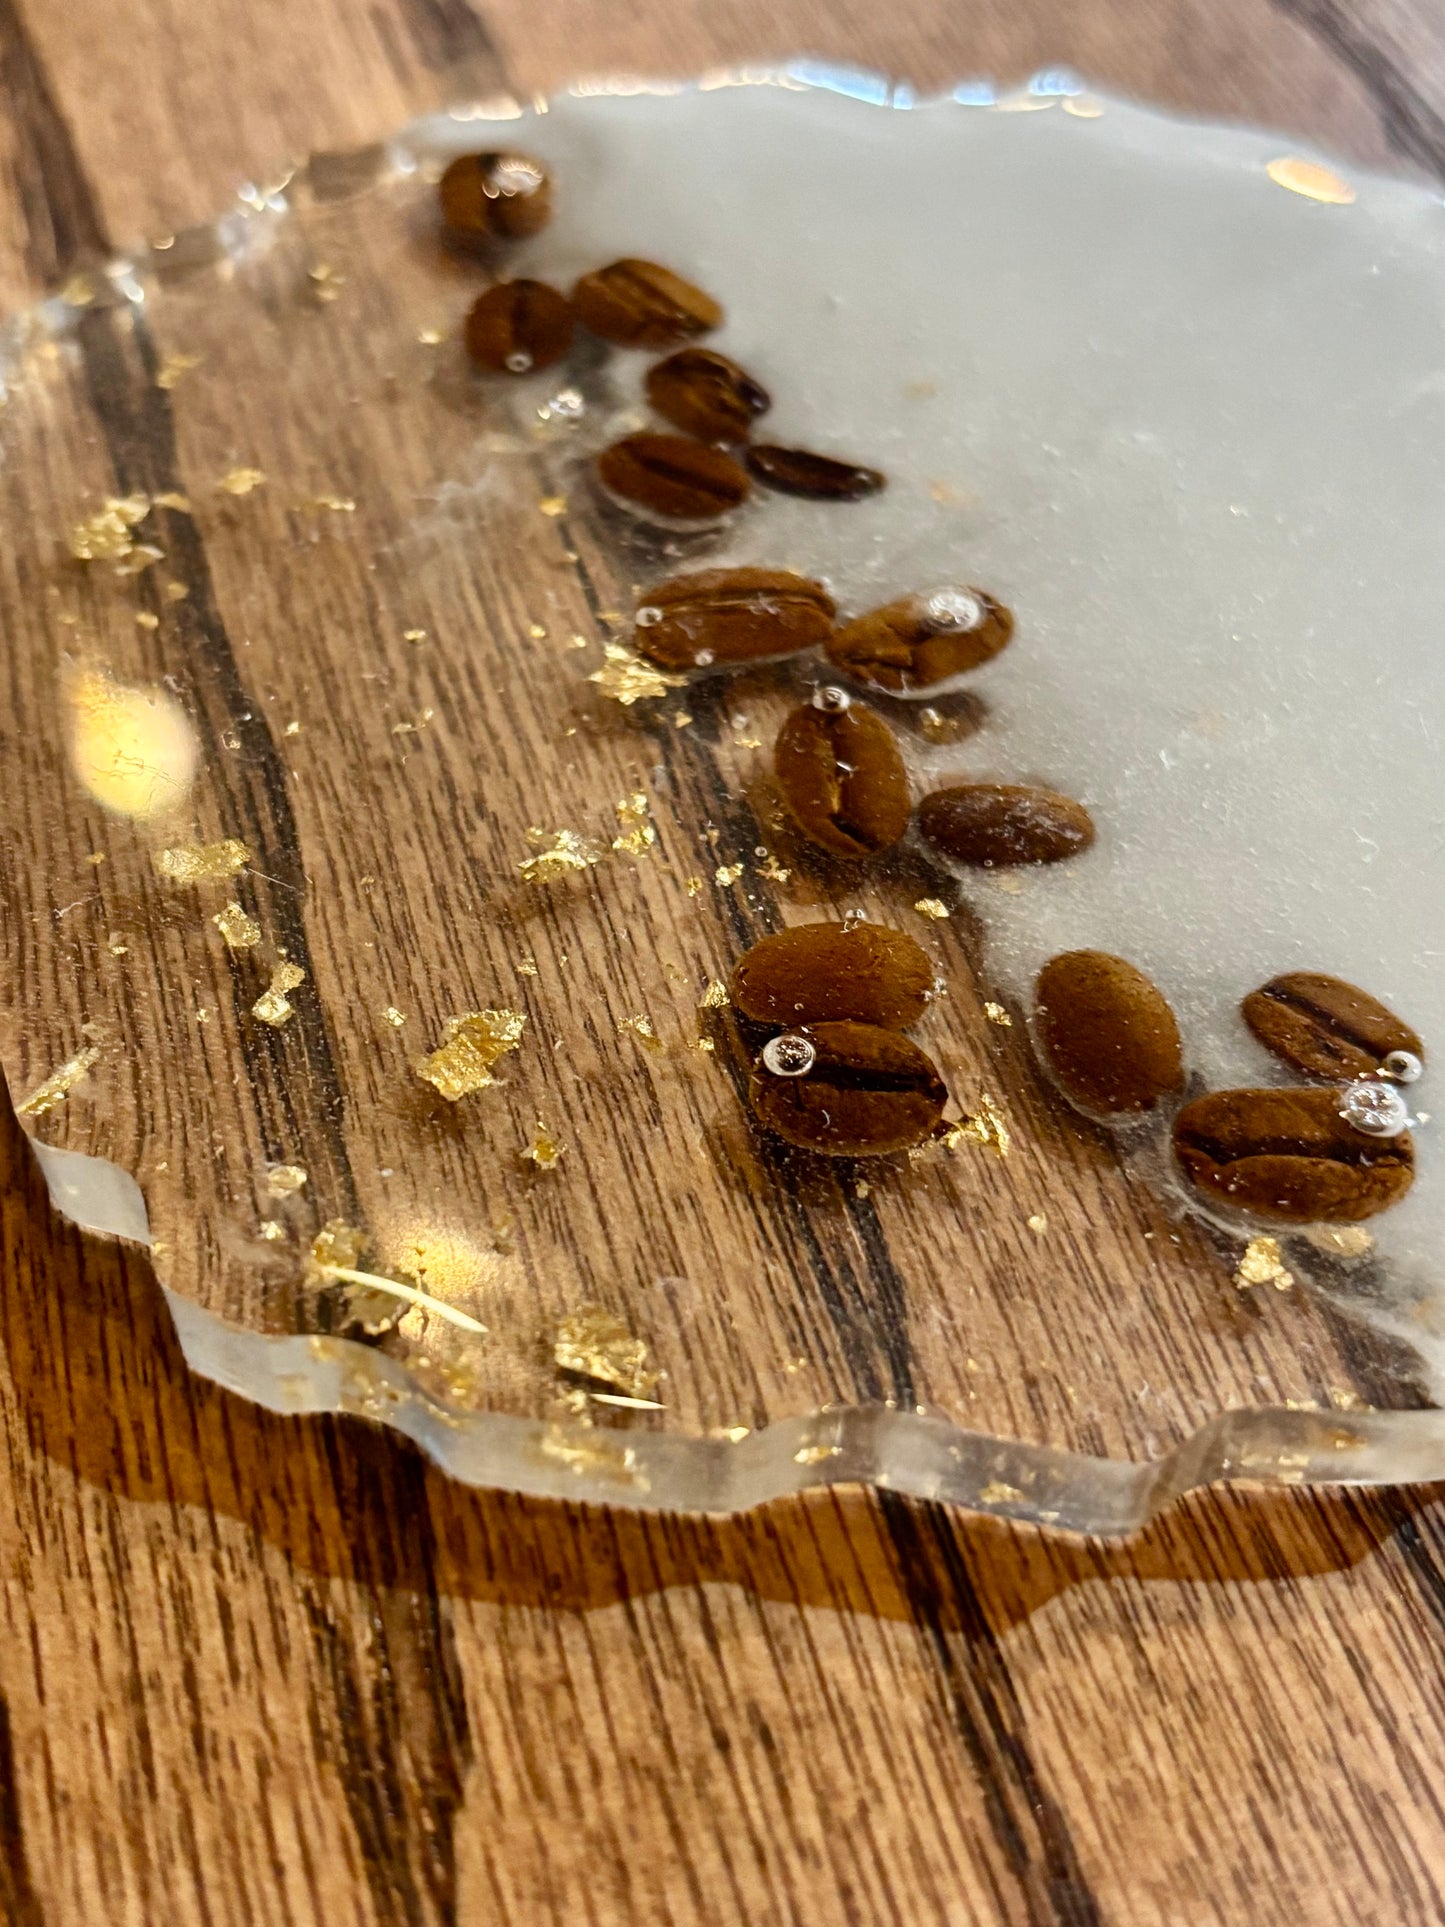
[774,699,911,859]
[596,434,749,521]
[730,922,934,1030]
[573,259,722,348]
[1242,972,1423,1081]
[750,1021,948,1156]
[464,280,574,374]
[645,348,770,442]
[633,568,835,670]
[1034,951,1184,1116]
[744,445,885,501]
[827,586,1013,695]
[438,152,553,244]
[918,784,1094,867]
[1173,1086,1414,1223]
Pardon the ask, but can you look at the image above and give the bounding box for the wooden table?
[2,0,1445,1919]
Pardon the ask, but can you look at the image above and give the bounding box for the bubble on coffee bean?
[1383,1050,1425,1085]
[924,588,986,633]
[762,1033,816,1078]
[635,606,664,629]
[812,685,852,713]
[1340,1076,1413,1139]
[505,351,534,373]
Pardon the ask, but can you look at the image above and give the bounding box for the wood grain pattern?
[0,0,1444,1920]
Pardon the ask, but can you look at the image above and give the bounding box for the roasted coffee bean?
[744,445,885,500]
[827,586,1013,694]
[750,1020,948,1156]
[573,259,722,348]
[645,348,770,442]
[918,784,1094,867]
[633,568,834,670]
[730,922,934,1030]
[775,698,911,859]
[1242,972,1424,1081]
[1034,951,1184,1116]
[596,434,749,521]
[463,280,574,374]
[438,152,553,244]
[1173,1086,1414,1223]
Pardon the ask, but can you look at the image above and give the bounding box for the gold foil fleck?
[114,542,165,577]
[155,351,203,390]
[212,901,261,949]
[1026,1213,1048,1235]
[266,1163,308,1197]
[59,272,96,307]
[252,960,306,1027]
[418,327,443,345]
[983,1002,1012,1026]
[106,933,128,956]
[950,1094,1011,1158]
[538,494,567,516]
[134,611,160,631]
[1328,1386,1368,1412]
[155,838,250,883]
[195,1006,214,1024]
[16,1044,101,1117]
[522,1121,565,1170]
[414,1009,526,1099]
[700,980,730,1009]
[794,1443,840,1466]
[1235,1235,1295,1292]
[855,1180,870,1199]
[258,1220,287,1242]
[403,628,427,642]
[1304,1224,1374,1259]
[588,643,684,705]
[69,494,150,563]
[527,622,548,639]
[164,580,189,601]
[673,711,694,729]
[309,1221,490,1335]
[692,1035,716,1053]
[914,898,949,920]
[516,956,538,978]
[714,863,744,888]
[219,466,267,496]
[308,262,345,300]
[611,792,656,856]
[381,1005,406,1028]
[979,1481,1026,1505]
[756,851,791,882]
[618,1013,663,1052]
[518,827,605,882]
[566,633,589,650]
[313,493,355,512]
[555,1305,658,1397]
[684,875,704,897]
[153,491,192,514]
[1265,157,1356,205]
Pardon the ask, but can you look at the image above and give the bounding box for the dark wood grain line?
[0,0,108,285]
[1271,0,1445,178]
[878,1493,1102,1927]
[0,1699,43,1927]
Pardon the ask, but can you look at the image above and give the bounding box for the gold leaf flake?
[618,1013,662,1053]
[212,901,261,949]
[1026,1213,1048,1235]
[555,1305,658,1397]
[914,898,950,920]
[308,262,345,300]
[17,1044,101,1117]
[307,1223,491,1335]
[518,827,605,882]
[164,580,189,601]
[313,493,355,513]
[106,933,128,956]
[692,1035,716,1053]
[855,1180,870,1199]
[979,1481,1026,1506]
[522,1121,565,1171]
[69,494,150,563]
[756,851,791,882]
[258,1220,287,1242]
[219,466,266,496]
[516,956,538,978]
[611,792,656,856]
[537,494,567,516]
[983,1002,1013,1026]
[252,960,306,1027]
[685,876,704,897]
[673,711,694,729]
[1328,1386,1368,1412]
[1235,1235,1295,1292]
[154,838,250,883]
[153,491,192,513]
[130,612,158,633]
[155,351,202,390]
[1265,157,1356,205]
[943,1095,1011,1158]
[403,628,427,642]
[527,622,548,640]
[414,1009,526,1099]
[1304,1224,1374,1259]
[114,542,165,577]
[311,1219,364,1272]
[794,1443,840,1466]
[418,328,443,345]
[700,980,730,1009]
[265,1163,308,1197]
[588,643,684,705]
[566,633,589,650]
[59,272,96,307]
[283,720,301,737]
[381,1005,406,1029]
[714,863,744,888]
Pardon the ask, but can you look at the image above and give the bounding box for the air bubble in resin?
[924,588,984,632]
[762,1033,816,1078]
[1339,1077,1413,1139]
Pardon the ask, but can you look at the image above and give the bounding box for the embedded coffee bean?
[438,152,553,244]
[632,568,835,670]
[1173,1086,1414,1223]
[730,922,934,1030]
[1242,972,1424,1081]
[918,784,1094,867]
[774,699,910,859]
[573,259,722,348]
[826,586,1014,694]
[463,280,574,374]
[750,1021,948,1156]
[1034,951,1184,1116]
[596,434,750,521]
[744,445,886,501]
[645,348,771,442]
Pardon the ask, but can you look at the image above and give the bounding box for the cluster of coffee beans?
[1031,952,1423,1224]
[729,923,947,1155]
[442,151,883,520]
